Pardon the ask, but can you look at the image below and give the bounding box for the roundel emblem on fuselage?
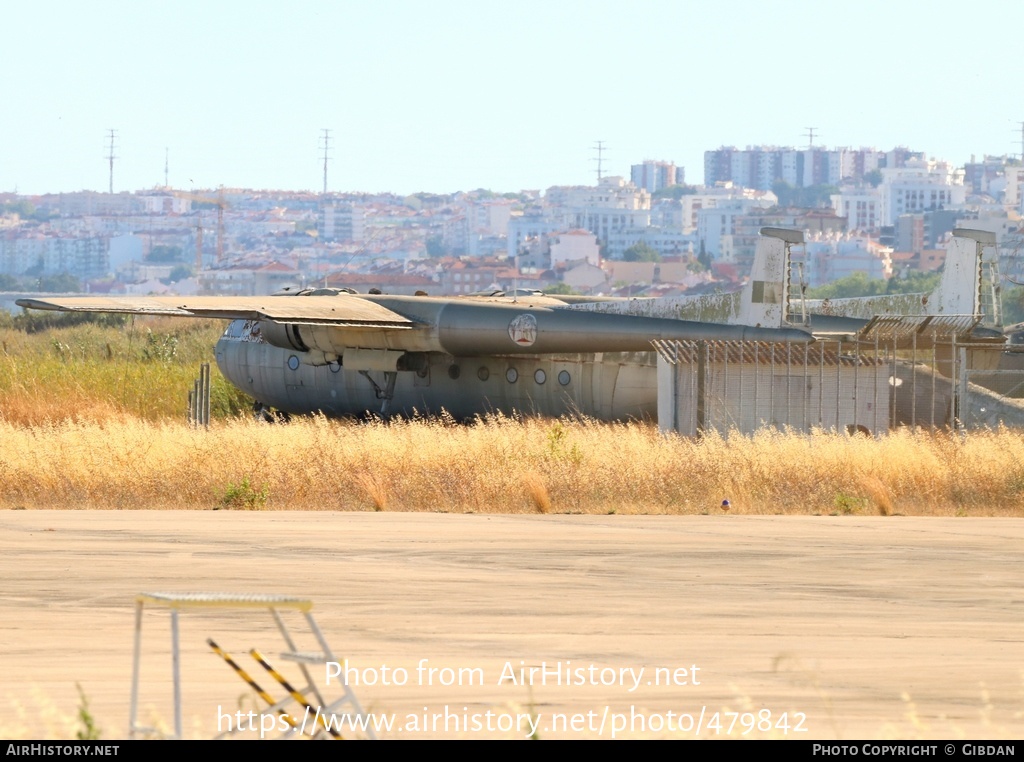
[508,313,537,347]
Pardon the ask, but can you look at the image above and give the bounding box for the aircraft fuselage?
[215,320,660,421]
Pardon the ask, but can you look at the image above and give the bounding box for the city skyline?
[4,0,1023,196]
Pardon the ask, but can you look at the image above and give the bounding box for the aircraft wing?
[18,292,815,357]
[14,295,418,329]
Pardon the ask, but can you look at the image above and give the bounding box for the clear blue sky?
[3,0,1022,195]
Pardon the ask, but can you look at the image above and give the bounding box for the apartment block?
[319,203,366,242]
[704,145,922,191]
[0,233,109,279]
[879,159,965,226]
[831,188,883,231]
[630,161,681,193]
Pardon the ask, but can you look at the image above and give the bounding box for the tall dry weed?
[1,416,1023,515]
[858,474,894,516]
[522,471,551,514]
[353,470,390,512]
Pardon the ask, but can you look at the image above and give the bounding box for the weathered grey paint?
[216,324,662,421]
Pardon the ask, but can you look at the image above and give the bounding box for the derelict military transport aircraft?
[17,276,813,422]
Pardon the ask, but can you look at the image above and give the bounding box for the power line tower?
[592,140,607,183]
[105,129,118,193]
[804,127,818,149]
[320,129,332,195]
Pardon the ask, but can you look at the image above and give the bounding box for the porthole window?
[506,367,518,383]
[477,366,490,381]
[534,369,546,385]
[448,364,461,380]
[558,370,571,386]
[287,355,300,371]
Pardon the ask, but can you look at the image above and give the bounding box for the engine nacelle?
[259,320,308,352]
[258,320,430,372]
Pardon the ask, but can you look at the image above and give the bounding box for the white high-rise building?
[831,189,883,231]
[879,160,965,227]
[544,177,651,244]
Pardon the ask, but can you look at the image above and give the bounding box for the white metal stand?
[128,592,374,739]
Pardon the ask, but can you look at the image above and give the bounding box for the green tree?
[148,245,183,263]
[885,270,940,295]
[3,200,34,218]
[697,240,711,270]
[1003,285,1024,325]
[651,184,698,200]
[2,200,52,221]
[11,310,126,333]
[772,181,838,209]
[807,270,940,301]
[425,236,447,257]
[168,264,193,282]
[864,169,883,188]
[772,180,797,207]
[806,272,885,299]
[543,282,578,295]
[622,243,661,262]
[38,273,81,292]
[800,184,839,208]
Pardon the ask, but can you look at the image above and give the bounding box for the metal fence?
[188,362,211,429]
[653,338,1024,437]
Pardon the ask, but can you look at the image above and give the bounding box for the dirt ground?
[0,511,1021,740]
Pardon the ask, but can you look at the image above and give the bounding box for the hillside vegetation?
[0,314,246,423]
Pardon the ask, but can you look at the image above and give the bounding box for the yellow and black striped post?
[207,638,310,737]
[249,648,343,740]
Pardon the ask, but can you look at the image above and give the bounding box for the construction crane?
[174,188,229,270]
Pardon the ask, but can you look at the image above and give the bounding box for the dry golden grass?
[0,688,80,741]
[521,471,552,514]
[1,414,1023,515]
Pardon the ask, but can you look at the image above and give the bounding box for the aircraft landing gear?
[358,370,398,418]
